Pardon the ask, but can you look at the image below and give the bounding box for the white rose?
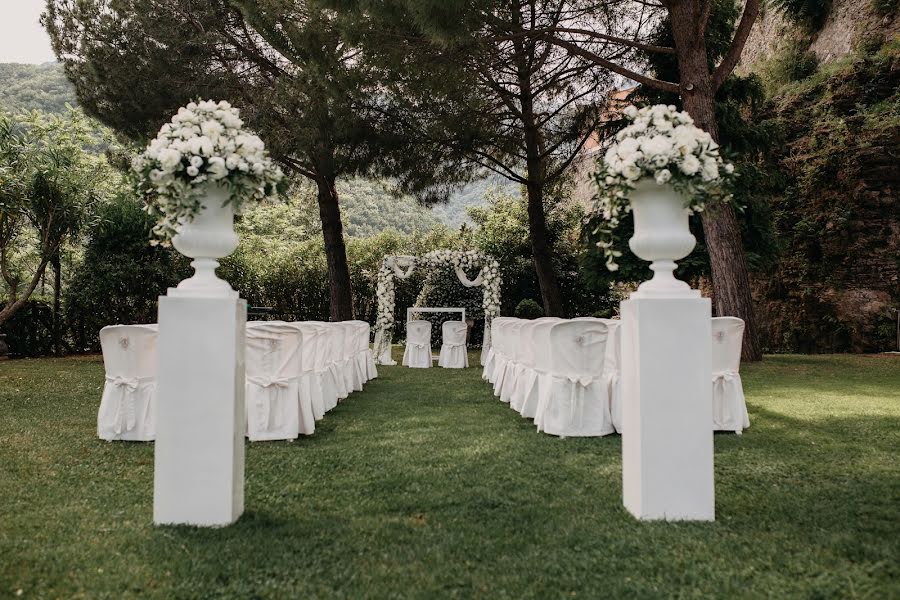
[207,156,228,180]
[680,154,701,176]
[190,156,203,168]
[186,165,199,177]
[654,168,672,184]
[701,158,720,181]
[724,163,735,174]
[188,136,214,157]
[623,105,638,119]
[200,120,224,139]
[158,148,182,173]
[640,135,673,160]
[622,165,641,180]
[617,137,640,157]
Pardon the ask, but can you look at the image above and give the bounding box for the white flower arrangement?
[593,104,736,270]
[132,100,283,242]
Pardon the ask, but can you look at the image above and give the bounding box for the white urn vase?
[171,182,239,298]
[628,178,699,298]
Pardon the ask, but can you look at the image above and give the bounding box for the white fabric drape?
[454,266,484,288]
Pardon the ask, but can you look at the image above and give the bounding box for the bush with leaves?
[64,195,190,351]
[514,299,543,319]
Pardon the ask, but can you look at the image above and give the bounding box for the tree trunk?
[516,44,564,317]
[52,252,62,357]
[315,174,354,321]
[669,2,763,361]
[524,180,564,316]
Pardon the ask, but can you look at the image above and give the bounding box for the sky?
[0,0,57,64]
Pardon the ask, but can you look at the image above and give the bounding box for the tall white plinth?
[154,295,246,526]
[621,295,714,521]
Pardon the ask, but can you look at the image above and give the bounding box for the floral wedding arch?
[372,250,501,365]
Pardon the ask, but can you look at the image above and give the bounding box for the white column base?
[621,296,714,521]
[154,294,246,527]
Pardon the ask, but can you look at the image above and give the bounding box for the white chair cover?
[518,318,563,420]
[98,325,158,441]
[498,320,526,404]
[402,320,432,368]
[326,323,349,402]
[289,322,326,421]
[482,317,509,383]
[245,323,314,440]
[601,321,623,433]
[438,321,468,368]
[350,320,377,382]
[338,321,363,393]
[712,316,750,433]
[536,320,614,437]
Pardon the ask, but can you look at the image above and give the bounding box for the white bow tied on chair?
[107,375,140,434]
[713,370,739,434]
[564,373,596,431]
[248,375,292,430]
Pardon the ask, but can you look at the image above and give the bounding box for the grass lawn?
[1,352,898,598]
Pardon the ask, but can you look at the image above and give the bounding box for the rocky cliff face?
[752,41,899,353]
[741,0,900,69]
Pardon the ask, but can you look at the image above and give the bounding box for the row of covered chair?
[481,316,749,437]
[402,320,469,369]
[97,320,377,442]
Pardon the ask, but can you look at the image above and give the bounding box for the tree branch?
[711,0,761,90]
[540,34,680,94]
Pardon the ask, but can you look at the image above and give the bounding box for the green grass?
[1,353,898,598]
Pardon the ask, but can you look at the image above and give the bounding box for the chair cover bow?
[106,375,141,434]
[248,375,293,430]
[248,375,292,388]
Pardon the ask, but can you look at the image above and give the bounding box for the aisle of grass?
[1,352,898,598]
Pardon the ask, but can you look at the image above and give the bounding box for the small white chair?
[245,323,314,441]
[498,320,526,403]
[536,320,614,437]
[712,317,750,434]
[438,320,468,368]
[98,325,158,441]
[403,320,432,368]
[518,318,562,420]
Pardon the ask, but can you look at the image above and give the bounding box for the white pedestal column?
[621,294,714,521]
[153,294,246,526]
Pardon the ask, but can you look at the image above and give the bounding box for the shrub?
[769,0,832,29]
[0,298,54,357]
[64,195,190,351]
[514,299,544,319]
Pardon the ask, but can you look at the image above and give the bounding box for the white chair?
[338,321,363,393]
[289,322,326,421]
[350,320,377,383]
[305,322,340,413]
[601,320,623,433]
[712,317,750,434]
[491,318,516,395]
[438,320,468,368]
[536,320,614,437]
[325,323,349,402]
[402,320,432,368]
[97,325,158,441]
[245,323,314,440]
[498,320,526,403]
[518,318,562,420]
[482,317,509,384]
